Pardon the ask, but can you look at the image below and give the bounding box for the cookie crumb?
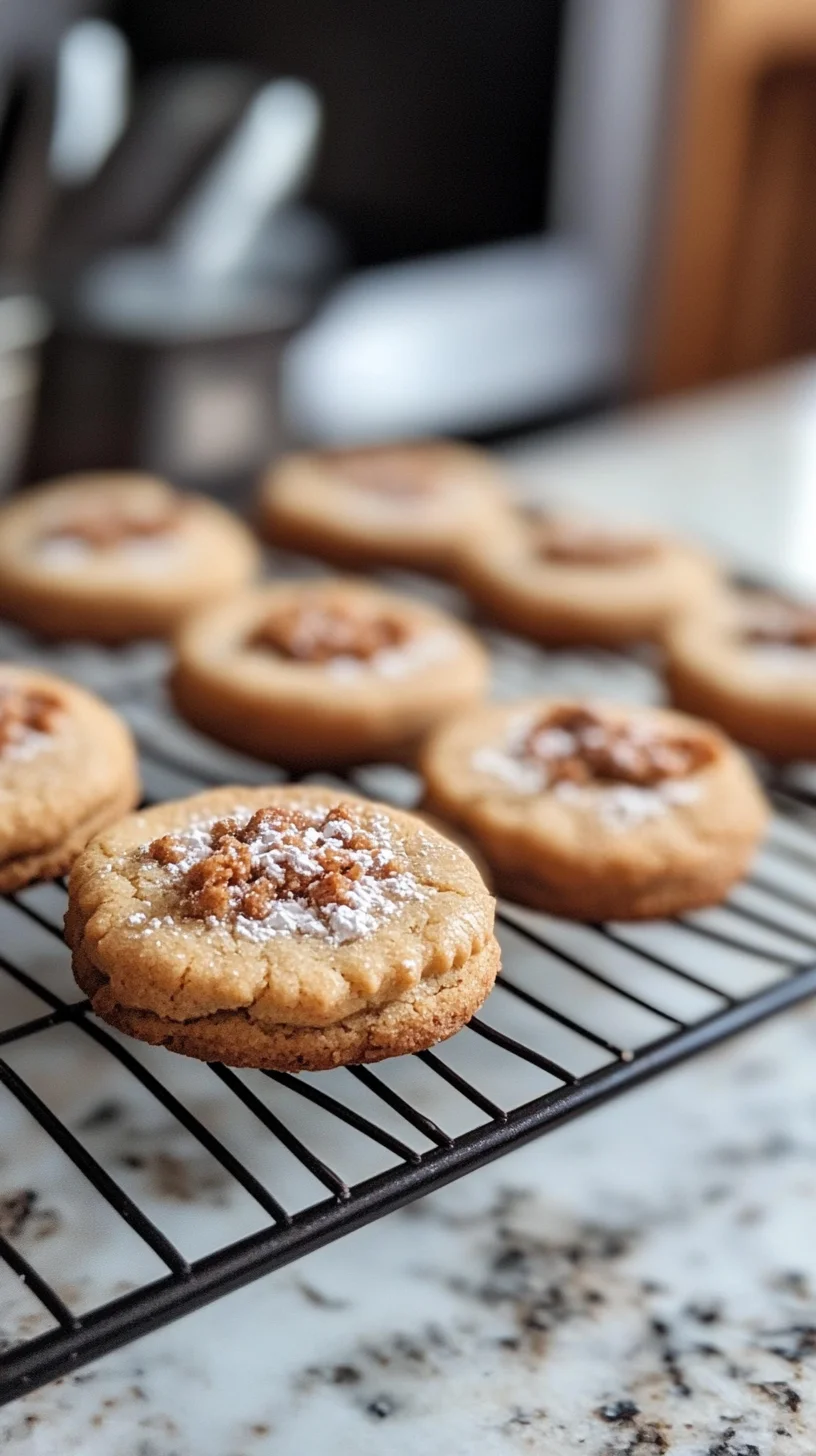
[0,685,62,762]
[143,801,427,945]
[250,599,412,664]
[742,593,816,647]
[537,517,657,567]
[523,707,711,788]
[473,706,710,829]
[40,497,181,552]
[334,450,434,498]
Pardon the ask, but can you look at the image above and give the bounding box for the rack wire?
[1,621,816,1405]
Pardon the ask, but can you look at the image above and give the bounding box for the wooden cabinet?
[644,0,816,395]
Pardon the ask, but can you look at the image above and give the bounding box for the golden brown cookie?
[66,785,499,1071]
[456,509,720,645]
[0,473,260,641]
[0,664,139,891]
[171,578,489,769]
[258,441,508,573]
[416,811,494,890]
[421,698,768,920]
[666,586,816,760]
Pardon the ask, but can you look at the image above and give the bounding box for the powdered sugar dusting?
[472,743,547,794]
[747,642,816,674]
[2,727,56,764]
[552,777,701,830]
[471,708,706,831]
[327,630,456,682]
[250,598,457,682]
[471,711,546,793]
[33,537,90,571]
[138,803,429,945]
[0,685,62,766]
[35,534,184,575]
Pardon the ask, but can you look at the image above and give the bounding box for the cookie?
[0,472,260,641]
[66,785,499,1071]
[258,441,508,573]
[171,578,489,768]
[421,698,767,920]
[456,509,720,645]
[416,811,494,890]
[0,665,139,891]
[667,587,816,760]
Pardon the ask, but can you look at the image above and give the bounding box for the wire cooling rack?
[1,609,816,1405]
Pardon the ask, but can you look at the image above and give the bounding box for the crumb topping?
[249,600,412,663]
[741,595,816,648]
[39,495,182,552]
[0,684,62,762]
[522,707,711,787]
[472,707,710,830]
[145,802,427,943]
[331,451,434,499]
[248,598,455,680]
[536,519,656,567]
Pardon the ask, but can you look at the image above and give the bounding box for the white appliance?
[285,0,674,442]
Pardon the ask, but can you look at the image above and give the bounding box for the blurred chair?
[645,0,816,395]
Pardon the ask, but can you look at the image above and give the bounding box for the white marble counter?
[4,362,816,1454]
[4,1007,816,1455]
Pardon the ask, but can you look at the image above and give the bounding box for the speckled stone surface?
[2,1002,816,1455]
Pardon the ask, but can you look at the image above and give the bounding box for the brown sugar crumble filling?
[148,803,412,938]
[536,519,657,568]
[42,496,183,550]
[330,451,434,499]
[249,600,413,663]
[741,596,816,647]
[523,707,712,787]
[0,684,61,758]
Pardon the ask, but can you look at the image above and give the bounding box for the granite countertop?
[3,1005,816,1455]
[4,363,816,1453]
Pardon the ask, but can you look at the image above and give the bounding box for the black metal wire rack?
[2,621,816,1406]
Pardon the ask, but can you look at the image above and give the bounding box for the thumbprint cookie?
[0,664,139,890]
[667,587,816,760]
[171,578,489,768]
[422,698,767,920]
[456,509,720,645]
[258,441,508,573]
[0,473,260,641]
[66,785,500,1070]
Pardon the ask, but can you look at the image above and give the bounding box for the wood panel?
[725,68,816,376]
[643,0,816,396]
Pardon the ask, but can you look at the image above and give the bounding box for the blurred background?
[0,0,814,492]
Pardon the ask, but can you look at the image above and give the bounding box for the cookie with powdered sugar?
[171,578,489,769]
[257,441,509,575]
[667,586,816,760]
[0,472,259,641]
[421,698,768,921]
[456,508,720,646]
[0,665,139,891]
[66,785,499,1071]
